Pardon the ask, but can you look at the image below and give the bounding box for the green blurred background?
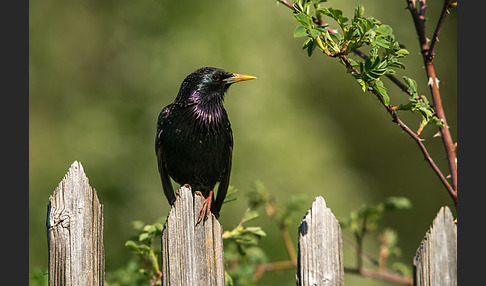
[29,0,456,285]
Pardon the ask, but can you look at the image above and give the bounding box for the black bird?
[156,67,256,222]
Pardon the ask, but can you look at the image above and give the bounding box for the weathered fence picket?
[296,196,344,286]
[161,185,225,286]
[46,161,104,286]
[413,206,457,286]
[44,162,458,286]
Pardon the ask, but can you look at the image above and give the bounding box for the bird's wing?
[156,105,176,205]
[212,122,233,216]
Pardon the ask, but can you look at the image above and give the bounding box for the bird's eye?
[211,73,222,82]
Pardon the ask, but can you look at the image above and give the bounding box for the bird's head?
[175,67,256,106]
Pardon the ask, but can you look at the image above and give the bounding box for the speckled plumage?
[156,67,256,219]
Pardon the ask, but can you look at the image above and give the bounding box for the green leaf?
[430,116,444,128]
[143,224,156,233]
[382,197,412,211]
[294,13,311,28]
[397,101,415,111]
[241,208,259,224]
[223,185,238,204]
[356,78,367,92]
[373,37,391,48]
[139,232,150,242]
[374,80,390,105]
[310,28,321,38]
[244,226,267,238]
[395,48,409,58]
[306,38,317,56]
[225,271,234,286]
[317,7,331,17]
[294,25,308,38]
[125,240,138,251]
[364,57,372,71]
[355,5,364,19]
[377,24,393,37]
[131,220,146,231]
[402,76,417,95]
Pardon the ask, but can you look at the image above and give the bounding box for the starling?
[156,67,256,222]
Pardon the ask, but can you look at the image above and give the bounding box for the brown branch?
[406,0,429,54]
[280,226,298,263]
[345,267,413,285]
[277,0,294,10]
[339,54,457,202]
[253,259,297,281]
[342,235,379,267]
[428,0,453,59]
[149,271,162,286]
[250,192,298,281]
[406,0,457,201]
[278,0,457,204]
[262,195,298,263]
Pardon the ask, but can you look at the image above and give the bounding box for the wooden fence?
[46,161,457,285]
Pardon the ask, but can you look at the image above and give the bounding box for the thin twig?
[149,271,162,286]
[344,267,413,285]
[342,235,379,266]
[263,195,298,263]
[253,260,297,281]
[406,0,429,53]
[428,0,452,60]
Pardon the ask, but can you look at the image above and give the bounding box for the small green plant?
[224,181,308,284]
[340,197,412,273]
[121,219,165,285]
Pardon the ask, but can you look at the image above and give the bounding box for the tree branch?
[428,0,453,59]
[406,0,457,200]
[338,54,457,202]
[278,0,457,204]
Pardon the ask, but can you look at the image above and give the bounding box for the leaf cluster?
[291,0,442,133]
[123,220,164,285]
[340,196,412,235]
[248,180,307,229]
[224,181,307,285]
[340,197,412,274]
[223,186,268,286]
[398,77,444,134]
[223,208,267,253]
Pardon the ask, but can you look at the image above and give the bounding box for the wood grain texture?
[413,206,457,286]
[47,161,104,286]
[297,196,344,286]
[161,185,225,286]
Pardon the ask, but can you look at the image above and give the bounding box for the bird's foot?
[195,190,213,224]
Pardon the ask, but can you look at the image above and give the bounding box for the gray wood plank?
[47,161,104,286]
[161,185,225,286]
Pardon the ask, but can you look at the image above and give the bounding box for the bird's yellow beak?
[225,73,257,84]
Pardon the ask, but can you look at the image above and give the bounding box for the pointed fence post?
[46,161,105,286]
[413,206,457,286]
[161,185,225,286]
[296,196,344,286]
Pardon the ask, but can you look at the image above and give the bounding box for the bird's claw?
[196,191,212,225]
